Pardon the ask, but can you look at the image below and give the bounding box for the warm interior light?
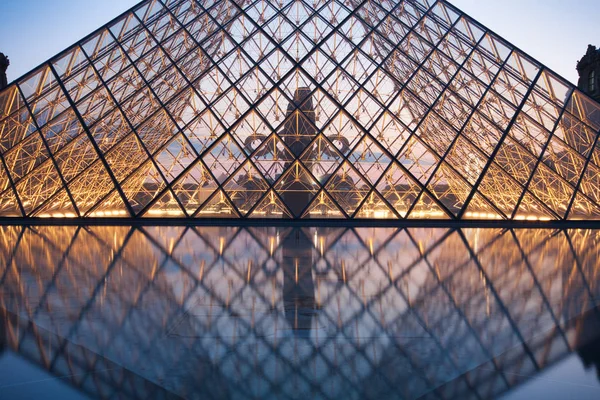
[0,0,593,223]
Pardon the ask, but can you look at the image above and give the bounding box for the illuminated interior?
[1,0,600,220]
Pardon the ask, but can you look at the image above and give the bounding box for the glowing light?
[373,210,388,219]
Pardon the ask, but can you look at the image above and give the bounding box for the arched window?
[589,70,596,92]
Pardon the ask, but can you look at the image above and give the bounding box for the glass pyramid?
[1,0,600,221]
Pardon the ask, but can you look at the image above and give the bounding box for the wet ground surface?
[1,226,600,399]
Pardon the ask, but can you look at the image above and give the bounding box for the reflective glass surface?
[1,0,600,220]
[1,226,600,399]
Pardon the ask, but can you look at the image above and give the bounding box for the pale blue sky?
[0,0,598,85]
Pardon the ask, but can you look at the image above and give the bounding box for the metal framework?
[1,0,600,221]
[1,226,599,399]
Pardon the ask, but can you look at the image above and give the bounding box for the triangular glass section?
[143,190,186,218]
[181,109,224,155]
[299,134,344,184]
[355,191,398,219]
[476,163,527,219]
[194,189,239,219]
[248,190,293,219]
[86,189,130,218]
[301,189,345,219]
[348,135,392,185]
[463,192,506,220]
[275,161,320,217]
[322,111,364,156]
[0,161,23,217]
[514,191,558,221]
[14,160,65,216]
[568,193,600,220]
[376,162,422,218]
[0,185,22,217]
[229,111,271,156]
[32,188,78,218]
[202,134,245,184]
[0,0,599,221]
[121,161,168,216]
[407,191,451,220]
[65,161,123,216]
[153,134,198,185]
[252,133,295,184]
[223,160,270,217]
[324,161,371,217]
[526,164,576,219]
[426,162,474,217]
[170,161,218,216]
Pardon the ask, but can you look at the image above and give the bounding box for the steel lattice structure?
[0,226,599,399]
[1,0,600,220]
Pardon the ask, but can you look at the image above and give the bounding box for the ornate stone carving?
[0,52,9,90]
[577,44,600,72]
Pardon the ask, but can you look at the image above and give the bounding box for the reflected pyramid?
[1,226,600,399]
[1,0,600,220]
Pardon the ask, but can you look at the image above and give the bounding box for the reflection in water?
[282,229,318,338]
[0,226,599,399]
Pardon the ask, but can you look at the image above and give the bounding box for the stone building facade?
[577,45,600,102]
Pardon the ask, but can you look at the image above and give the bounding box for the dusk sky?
[0,0,599,85]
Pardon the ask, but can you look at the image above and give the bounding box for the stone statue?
[577,44,600,72]
[0,53,9,90]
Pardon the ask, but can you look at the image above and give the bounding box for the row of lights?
[2,203,560,221]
